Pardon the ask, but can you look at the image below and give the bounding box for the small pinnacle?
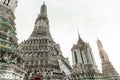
[77,27,80,37]
[43,1,45,5]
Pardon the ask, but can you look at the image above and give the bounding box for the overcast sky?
[15,0,120,73]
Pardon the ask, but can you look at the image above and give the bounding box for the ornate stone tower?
[71,33,102,79]
[0,0,25,79]
[18,2,72,80]
[97,39,120,80]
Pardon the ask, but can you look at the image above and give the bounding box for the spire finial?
[40,1,47,17]
[77,27,80,38]
[76,27,84,44]
[96,38,110,63]
[43,1,45,5]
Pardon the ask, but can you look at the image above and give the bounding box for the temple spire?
[30,2,53,40]
[97,39,120,79]
[77,29,84,44]
[40,1,47,17]
[97,39,109,63]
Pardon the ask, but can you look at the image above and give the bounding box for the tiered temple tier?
[19,2,71,79]
[0,15,18,48]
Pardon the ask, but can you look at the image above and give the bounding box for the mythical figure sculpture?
[22,62,26,69]
[3,53,9,62]
[12,57,17,64]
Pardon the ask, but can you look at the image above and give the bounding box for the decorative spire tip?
[77,27,80,37]
[43,1,45,5]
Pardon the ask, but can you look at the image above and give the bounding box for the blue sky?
[15,0,120,73]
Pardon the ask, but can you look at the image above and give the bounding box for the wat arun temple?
[0,0,120,80]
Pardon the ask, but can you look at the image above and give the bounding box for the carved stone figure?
[22,62,25,69]
[12,57,17,64]
[7,54,12,63]
[3,53,8,62]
